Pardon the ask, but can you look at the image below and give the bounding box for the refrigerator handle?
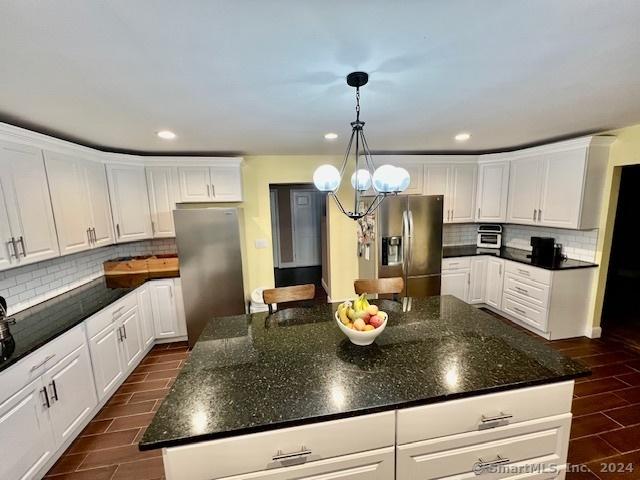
[407,210,414,271]
[401,211,409,277]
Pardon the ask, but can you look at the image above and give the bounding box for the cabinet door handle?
[30,354,56,372]
[18,236,26,257]
[7,238,17,258]
[499,264,502,275]
[91,228,97,243]
[41,387,50,409]
[538,209,542,221]
[532,209,536,221]
[117,326,123,342]
[272,446,312,462]
[477,207,480,218]
[49,380,59,402]
[211,184,216,197]
[122,324,127,339]
[513,306,527,316]
[480,412,513,425]
[116,224,121,237]
[151,221,155,235]
[87,228,92,245]
[467,273,471,286]
[475,455,510,472]
[206,184,210,197]
[517,269,530,276]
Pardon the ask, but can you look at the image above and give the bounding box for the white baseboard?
[155,335,188,344]
[321,278,330,297]
[585,326,602,339]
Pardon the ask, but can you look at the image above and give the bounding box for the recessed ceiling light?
[454,132,471,142]
[324,132,338,140]
[157,130,177,140]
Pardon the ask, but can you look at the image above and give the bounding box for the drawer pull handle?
[475,455,510,473]
[480,412,513,424]
[30,354,55,372]
[272,446,312,462]
[517,269,530,276]
[514,286,528,294]
[513,307,527,316]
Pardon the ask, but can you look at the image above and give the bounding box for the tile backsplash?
[0,238,176,315]
[442,224,480,246]
[502,225,598,262]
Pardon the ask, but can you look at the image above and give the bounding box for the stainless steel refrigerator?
[359,195,443,297]
[174,207,246,347]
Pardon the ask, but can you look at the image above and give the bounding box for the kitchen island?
[141,295,589,480]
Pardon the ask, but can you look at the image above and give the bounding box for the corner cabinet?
[0,140,60,270]
[148,278,186,339]
[106,164,153,242]
[177,162,243,203]
[146,166,178,237]
[506,136,614,229]
[475,160,509,222]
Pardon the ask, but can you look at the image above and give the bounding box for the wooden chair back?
[354,277,404,297]
[262,284,316,313]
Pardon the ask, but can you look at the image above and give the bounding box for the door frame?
[269,189,282,268]
[290,188,322,268]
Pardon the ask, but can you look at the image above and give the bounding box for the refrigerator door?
[406,195,443,297]
[377,195,408,280]
[174,208,246,346]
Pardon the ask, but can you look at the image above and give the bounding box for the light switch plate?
[255,239,268,249]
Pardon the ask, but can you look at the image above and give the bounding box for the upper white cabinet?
[177,163,243,203]
[423,163,476,223]
[106,164,153,242]
[475,160,510,222]
[506,137,614,229]
[0,141,59,270]
[146,166,177,237]
[45,151,114,255]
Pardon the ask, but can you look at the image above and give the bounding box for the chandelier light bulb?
[313,164,341,192]
[395,167,411,192]
[372,164,399,193]
[350,169,372,191]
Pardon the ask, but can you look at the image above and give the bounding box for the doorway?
[602,165,640,350]
[269,184,328,301]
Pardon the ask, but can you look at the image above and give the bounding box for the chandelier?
[312,71,410,220]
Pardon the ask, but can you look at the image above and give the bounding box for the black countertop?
[140,296,589,450]
[443,245,598,270]
[0,272,178,372]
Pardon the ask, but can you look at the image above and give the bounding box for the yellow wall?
[588,124,640,331]
[241,155,359,302]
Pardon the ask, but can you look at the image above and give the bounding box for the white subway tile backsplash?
[442,224,480,246]
[502,225,597,262]
[0,238,177,315]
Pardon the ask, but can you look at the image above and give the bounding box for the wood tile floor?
[44,321,640,479]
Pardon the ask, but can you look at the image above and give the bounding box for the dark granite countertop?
[140,296,589,450]
[0,271,178,372]
[443,245,598,270]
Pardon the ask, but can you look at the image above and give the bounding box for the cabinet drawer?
[443,257,471,271]
[86,293,137,338]
[397,414,570,480]
[397,381,573,444]
[0,323,85,404]
[503,294,548,332]
[504,274,550,307]
[162,412,395,480]
[166,446,395,480]
[505,261,552,286]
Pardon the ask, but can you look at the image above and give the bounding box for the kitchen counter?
[443,245,598,270]
[140,295,589,450]
[0,270,179,372]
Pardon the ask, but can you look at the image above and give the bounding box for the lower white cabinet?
[149,279,183,339]
[468,257,487,304]
[0,378,56,480]
[441,258,471,302]
[120,306,144,370]
[42,344,97,448]
[485,257,505,309]
[137,284,156,348]
[89,322,125,400]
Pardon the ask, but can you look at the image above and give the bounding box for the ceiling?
[1,0,640,155]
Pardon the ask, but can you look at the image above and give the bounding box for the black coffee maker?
[0,296,16,361]
[530,237,557,263]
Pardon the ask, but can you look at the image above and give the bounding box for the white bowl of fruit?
[335,294,388,346]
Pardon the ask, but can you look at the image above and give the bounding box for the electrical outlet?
[255,239,268,249]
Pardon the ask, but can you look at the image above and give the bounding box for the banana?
[338,305,350,325]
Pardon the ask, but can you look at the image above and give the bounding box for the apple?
[369,315,383,329]
[366,305,379,316]
[361,313,371,324]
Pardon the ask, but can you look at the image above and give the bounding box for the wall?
[588,123,640,332]
[241,156,358,302]
[0,239,176,315]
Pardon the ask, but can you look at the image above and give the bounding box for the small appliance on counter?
[0,296,16,360]
[529,236,566,263]
[477,224,502,249]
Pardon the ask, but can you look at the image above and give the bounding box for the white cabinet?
[45,152,114,255]
[0,141,59,270]
[149,279,181,339]
[423,163,476,223]
[441,271,469,302]
[475,160,509,222]
[468,257,487,304]
[88,322,124,401]
[0,182,15,271]
[107,164,153,242]
[506,137,614,229]
[137,285,156,348]
[0,379,55,480]
[120,306,144,370]
[177,164,243,203]
[42,344,97,448]
[146,166,178,237]
[485,257,505,309]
